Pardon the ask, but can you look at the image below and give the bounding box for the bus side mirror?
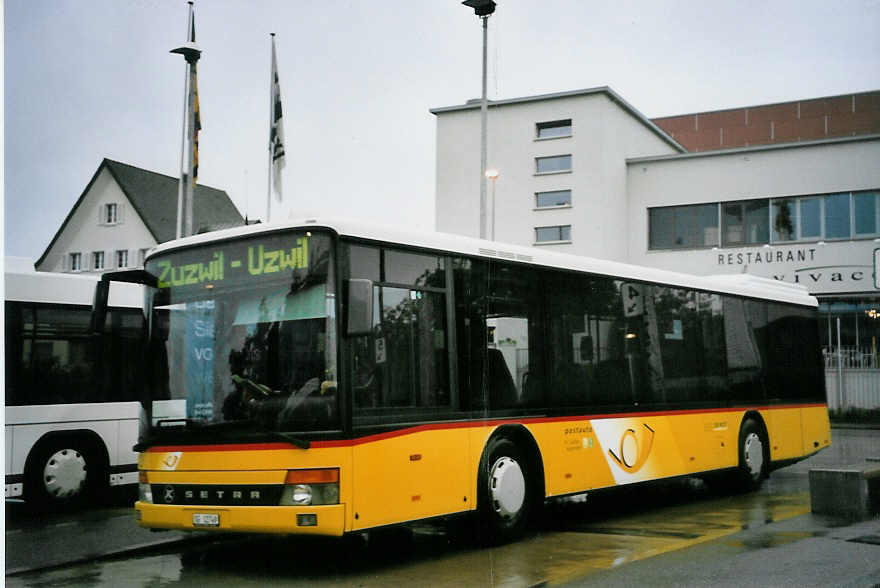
[90,269,157,335]
[347,279,374,336]
[90,279,110,334]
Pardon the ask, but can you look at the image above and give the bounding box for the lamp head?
[462,0,496,17]
[170,42,202,63]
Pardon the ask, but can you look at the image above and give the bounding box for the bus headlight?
[138,471,153,504]
[279,468,339,506]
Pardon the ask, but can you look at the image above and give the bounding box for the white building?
[432,87,880,406]
[432,88,684,262]
[35,158,244,274]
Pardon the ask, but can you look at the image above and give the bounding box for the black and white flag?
[270,36,285,201]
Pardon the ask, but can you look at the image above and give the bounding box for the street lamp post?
[462,0,496,239]
[485,168,499,240]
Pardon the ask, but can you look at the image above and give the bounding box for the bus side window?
[347,243,452,421]
[652,287,706,404]
[452,257,487,412]
[371,286,449,409]
[104,308,145,401]
[32,305,94,404]
[725,297,766,402]
[483,260,542,412]
[4,301,27,405]
[545,273,630,408]
[699,292,727,401]
[763,303,823,401]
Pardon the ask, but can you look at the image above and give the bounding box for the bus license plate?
[192,513,219,527]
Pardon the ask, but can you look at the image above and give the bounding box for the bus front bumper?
[135,501,346,536]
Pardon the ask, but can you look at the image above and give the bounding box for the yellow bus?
[107,218,829,543]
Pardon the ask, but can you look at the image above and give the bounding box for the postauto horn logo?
[608,423,655,473]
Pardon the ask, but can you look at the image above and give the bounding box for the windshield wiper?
[264,430,311,450]
[134,418,310,452]
[225,419,310,449]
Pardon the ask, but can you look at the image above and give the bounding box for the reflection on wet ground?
[6,478,814,587]
[731,529,825,551]
[7,428,876,587]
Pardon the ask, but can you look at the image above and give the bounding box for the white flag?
[270,37,285,201]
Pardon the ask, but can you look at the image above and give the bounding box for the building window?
[653,190,879,250]
[69,252,82,272]
[854,192,879,236]
[536,119,572,139]
[771,199,797,242]
[535,189,572,208]
[138,248,150,266]
[116,249,129,269]
[825,193,851,239]
[722,199,769,246]
[92,251,105,271]
[104,203,119,224]
[535,225,571,243]
[800,197,822,239]
[649,204,719,250]
[535,155,571,174]
[772,192,857,243]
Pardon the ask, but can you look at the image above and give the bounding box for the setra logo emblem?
[608,423,655,473]
[163,485,175,504]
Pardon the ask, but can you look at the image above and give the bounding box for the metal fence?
[825,369,880,410]
[822,346,880,369]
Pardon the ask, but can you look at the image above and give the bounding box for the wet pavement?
[4,488,200,576]
[564,509,880,587]
[5,427,879,586]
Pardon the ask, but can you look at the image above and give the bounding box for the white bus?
[5,261,145,507]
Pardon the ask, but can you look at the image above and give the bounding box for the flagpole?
[175,3,194,239]
[266,33,275,224]
[171,2,201,238]
[184,60,196,238]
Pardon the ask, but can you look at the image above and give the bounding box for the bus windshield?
[143,230,338,440]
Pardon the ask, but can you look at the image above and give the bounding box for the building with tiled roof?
[652,90,880,152]
[35,158,244,273]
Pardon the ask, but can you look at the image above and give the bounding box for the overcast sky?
[4,0,880,261]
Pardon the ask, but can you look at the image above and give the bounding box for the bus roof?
[147,217,818,308]
[4,264,143,308]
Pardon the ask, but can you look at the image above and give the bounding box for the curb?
[831,422,880,430]
[5,533,213,577]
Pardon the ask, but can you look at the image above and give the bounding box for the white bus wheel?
[26,438,104,508]
[477,437,534,543]
[736,419,768,491]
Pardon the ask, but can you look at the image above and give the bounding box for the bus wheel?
[735,419,768,492]
[477,437,533,543]
[26,438,102,508]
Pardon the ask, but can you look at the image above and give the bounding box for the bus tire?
[25,436,105,509]
[735,418,768,492]
[477,437,534,543]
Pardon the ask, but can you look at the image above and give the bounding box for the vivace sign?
[711,243,878,295]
